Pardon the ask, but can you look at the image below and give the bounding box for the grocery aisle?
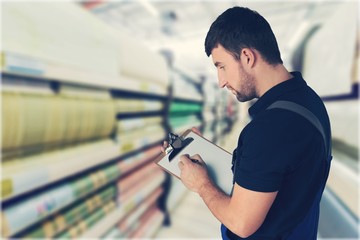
[1,2,358,239]
[155,114,247,239]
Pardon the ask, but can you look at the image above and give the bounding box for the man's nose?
[218,76,227,88]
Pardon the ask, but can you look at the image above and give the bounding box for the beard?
[232,66,257,102]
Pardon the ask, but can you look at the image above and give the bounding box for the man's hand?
[191,127,202,135]
[160,141,169,153]
[178,154,212,193]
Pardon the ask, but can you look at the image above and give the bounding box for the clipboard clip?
[166,132,194,162]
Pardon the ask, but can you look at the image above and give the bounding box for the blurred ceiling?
[81,0,344,82]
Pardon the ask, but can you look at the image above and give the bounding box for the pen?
[191,158,200,164]
[183,154,199,164]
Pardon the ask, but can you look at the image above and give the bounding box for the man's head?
[211,44,257,102]
[205,6,284,102]
[205,6,282,65]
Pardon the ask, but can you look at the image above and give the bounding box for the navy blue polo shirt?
[225,72,331,239]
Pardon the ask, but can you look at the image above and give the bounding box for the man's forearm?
[178,154,250,236]
[198,181,277,238]
[198,181,233,227]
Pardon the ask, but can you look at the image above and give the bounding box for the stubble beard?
[234,71,257,102]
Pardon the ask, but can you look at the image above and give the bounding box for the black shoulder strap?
[267,101,333,239]
[266,100,331,161]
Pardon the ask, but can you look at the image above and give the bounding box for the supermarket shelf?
[1,3,239,240]
[111,88,168,100]
[80,203,128,238]
[117,111,165,119]
[80,172,165,238]
[171,96,203,104]
[2,140,119,203]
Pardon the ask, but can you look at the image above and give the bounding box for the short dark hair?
[204,6,283,65]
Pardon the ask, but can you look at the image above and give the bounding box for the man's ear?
[240,48,256,69]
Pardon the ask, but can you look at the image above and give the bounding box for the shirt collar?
[248,71,306,117]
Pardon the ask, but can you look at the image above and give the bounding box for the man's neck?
[255,64,293,98]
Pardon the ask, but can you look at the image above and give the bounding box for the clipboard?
[154,129,233,194]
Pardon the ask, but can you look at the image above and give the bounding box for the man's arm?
[179,154,278,238]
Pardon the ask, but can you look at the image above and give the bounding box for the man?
[164,6,332,239]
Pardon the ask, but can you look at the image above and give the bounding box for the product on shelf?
[20,185,116,238]
[1,91,117,156]
[1,139,119,200]
[117,168,165,213]
[117,162,158,193]
[1,157,122,237]
[56,200,116,239]
[102,187,163,238]
[117,144,162,174]
[118,124,165,154]
[117,116,163,133]
[75,167,166,238]
[128,206,164,238]
[169,101,202,114]
[115,98,163,113]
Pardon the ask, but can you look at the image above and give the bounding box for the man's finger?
[191,127,202,135]
[180,154,191,163]
[160,141,169,153]
[178,160,184,170]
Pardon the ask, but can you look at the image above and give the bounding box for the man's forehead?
[211,45,229,63]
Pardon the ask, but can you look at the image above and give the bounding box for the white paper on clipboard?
[154,129,233,194]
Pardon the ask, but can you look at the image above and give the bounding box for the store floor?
[155,118,245,239]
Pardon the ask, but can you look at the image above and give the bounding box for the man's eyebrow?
[214,61,222,67]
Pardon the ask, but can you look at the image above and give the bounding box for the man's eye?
[220,66,225,70]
